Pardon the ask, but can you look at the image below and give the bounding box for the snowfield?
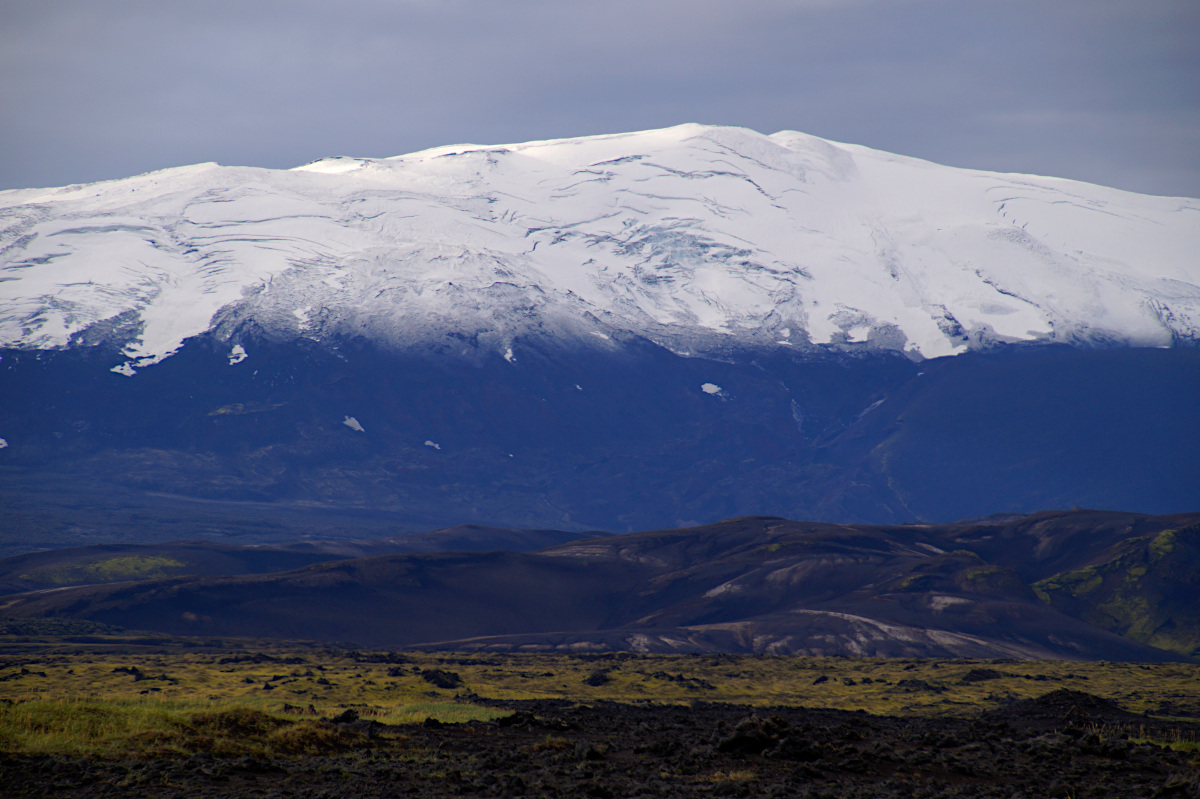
[1,124,1197,373]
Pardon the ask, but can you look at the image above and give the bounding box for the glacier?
[1,123,1198,376]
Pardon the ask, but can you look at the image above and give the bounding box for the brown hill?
[0,511,1195,660]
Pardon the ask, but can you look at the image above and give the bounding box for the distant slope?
[849,347,1200,521]
[0,542,329,596]
[0,524,598,595]
[2,511,1194,660]
[3,341,1197,539]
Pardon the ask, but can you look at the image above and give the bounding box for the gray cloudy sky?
[2,0,1198,196]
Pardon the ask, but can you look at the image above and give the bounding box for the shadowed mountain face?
[1,337,1197,555]
[0,525,601,595]
[2,511,1196,660]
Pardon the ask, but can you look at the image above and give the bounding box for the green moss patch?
[20,556,188,586]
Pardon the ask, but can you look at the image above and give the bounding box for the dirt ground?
[2,690,1198,798]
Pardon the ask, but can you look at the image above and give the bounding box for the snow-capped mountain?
[2,126,1199,548]
[2,124,1197,376]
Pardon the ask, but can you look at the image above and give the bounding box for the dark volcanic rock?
[418,668,463,689]
[985,688,1157,732]
[960,667,1006,683]
[2,692,1197,798]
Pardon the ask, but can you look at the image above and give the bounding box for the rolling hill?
[2,510,1195,660]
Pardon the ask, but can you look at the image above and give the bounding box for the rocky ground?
[2,690,1198,798]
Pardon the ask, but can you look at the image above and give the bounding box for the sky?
[2,0,1198,197]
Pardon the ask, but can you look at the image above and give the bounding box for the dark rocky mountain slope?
[2,510,1195,660]
[0,524,599,595]
[3,338,1197,555]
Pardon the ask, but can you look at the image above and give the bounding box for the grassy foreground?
[1,633,1198,757]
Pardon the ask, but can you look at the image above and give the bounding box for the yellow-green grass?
[0,694,504,758]
[2,697,335,758]
[2,697,251,757]
[1,636,1198,757]
[18,555,188,586]
[1132,736,1200,753]
[364,702,504,725]
[2,643,1198,716]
